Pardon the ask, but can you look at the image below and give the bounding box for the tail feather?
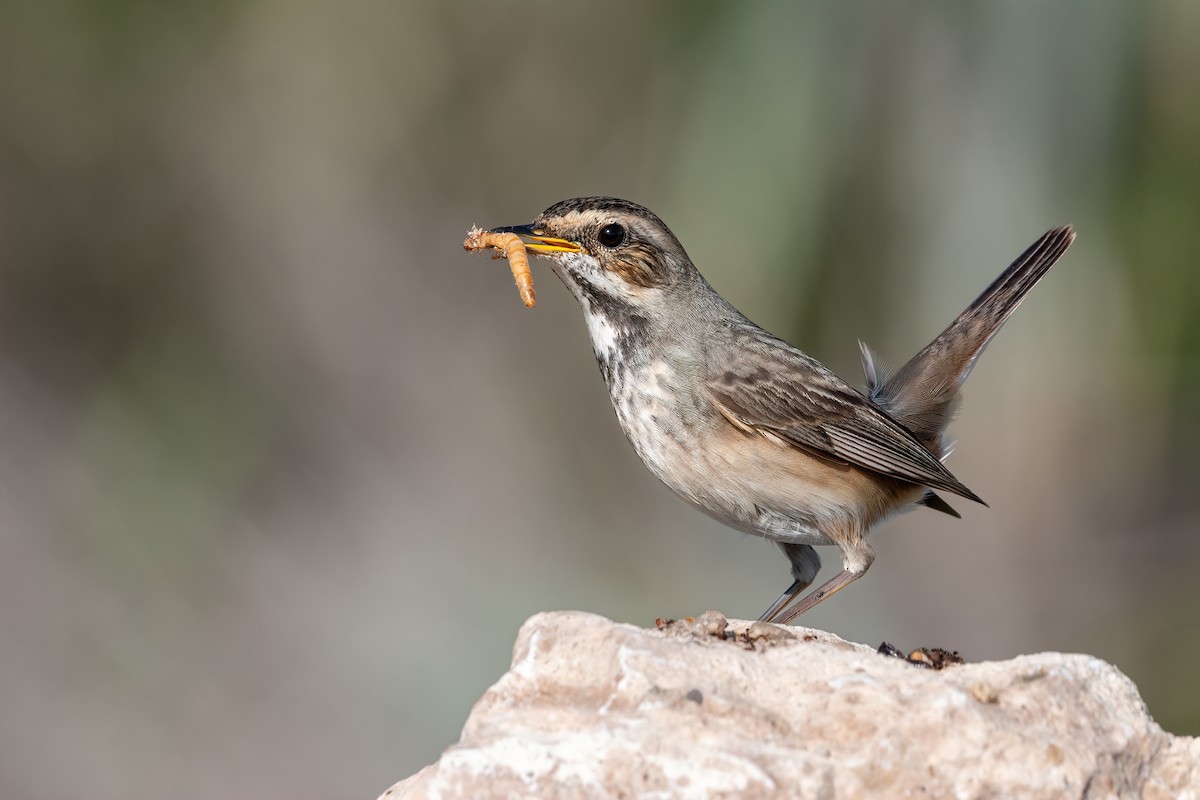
[872,226,1075,454]
[917,490,961,518]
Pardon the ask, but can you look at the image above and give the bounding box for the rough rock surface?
[381,611,1200,800]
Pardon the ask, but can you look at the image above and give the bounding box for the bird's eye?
[597,223,626,248]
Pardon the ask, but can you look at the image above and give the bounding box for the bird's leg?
[773,536,874,624]
[760,580,806,622]
[773,569,861,623]
[759,543,820,622]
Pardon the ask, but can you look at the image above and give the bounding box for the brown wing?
[706,327,985,505]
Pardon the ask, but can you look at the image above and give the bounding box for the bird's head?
[488,197,703,317]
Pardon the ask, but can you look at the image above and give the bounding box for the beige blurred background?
[1,1,1197,798]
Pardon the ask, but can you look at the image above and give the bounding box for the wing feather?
[706,326,985,504]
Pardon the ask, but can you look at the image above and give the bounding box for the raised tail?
[862,225,1076,457]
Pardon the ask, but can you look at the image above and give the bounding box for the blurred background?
[1,1,1197,797]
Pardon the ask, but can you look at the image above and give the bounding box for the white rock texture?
[381,611,1199,800]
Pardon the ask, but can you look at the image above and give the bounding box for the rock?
[380,611,1200,799]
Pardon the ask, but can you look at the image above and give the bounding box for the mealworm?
[462,227,536,308]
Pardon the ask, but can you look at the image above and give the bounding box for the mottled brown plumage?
[480,198,1075,621]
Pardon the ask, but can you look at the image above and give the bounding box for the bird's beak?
[487,224,584,255]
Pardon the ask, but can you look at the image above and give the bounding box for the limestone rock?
[380,611,1200,799]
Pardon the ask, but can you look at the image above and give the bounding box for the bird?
[484,197,1074,623]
